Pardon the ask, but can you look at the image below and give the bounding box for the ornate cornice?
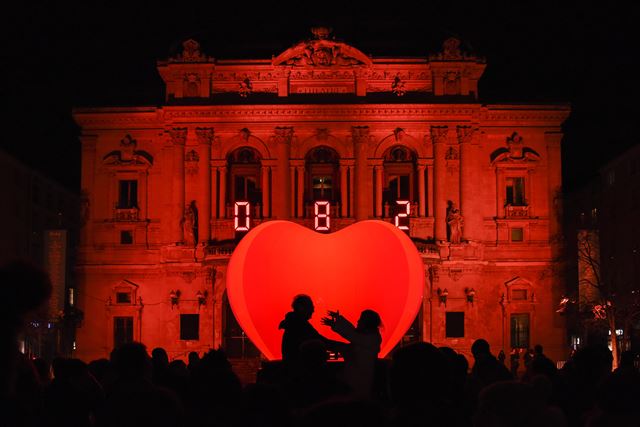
[273,126,294,144]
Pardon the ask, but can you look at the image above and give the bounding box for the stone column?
[169,128,187,243]
[274,127,293,219]
[340,162,348,218]
[211,163,218,222]
[196,128,213,242]
[297,165,304,218]
[431,126,448,241]
[290,166,296,218]
[352,126,370,221]
[349,166,355,218]
[418,164,426,217]
[261,165,270,218]
[219,166,227,219]
[374,164,383,217]
[459,126,479,241]
[427,164,434,217]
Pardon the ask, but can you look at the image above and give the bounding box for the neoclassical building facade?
[74,30,569,363]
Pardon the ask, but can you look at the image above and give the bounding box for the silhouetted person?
[510,348,520,378]
[321,309,381,398]
[528,344,557,381]
[279,294,326,362]
[470,339,512,387]
[389,342,460,426]
[187,351,200,374]
[151,346,170,387]
[44,358,104,427]
[0,261,51,426]
[498,349,506,364]
[100,342,183,427]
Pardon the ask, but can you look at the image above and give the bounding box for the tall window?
[118,180,138,209]
[510,313,530,349]
[180,314,199,340]
[446,312,465,338]
[505,177,525,206]
[114,316,133,348]
[234,176,260,204]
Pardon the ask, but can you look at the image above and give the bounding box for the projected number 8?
[314,201,330,231]
[394,200,410,231]
[234,201,250,232]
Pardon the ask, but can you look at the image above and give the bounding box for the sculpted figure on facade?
[181,200,199,247]
[447,201,464,244]
[171,39,209,63]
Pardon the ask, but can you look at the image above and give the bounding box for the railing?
[114,207,139,221]
[505,204,530,218]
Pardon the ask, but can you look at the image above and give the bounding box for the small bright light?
[72,341,77,350]
[394,200,410,230]
[234,201,250,231]
[69,288,74,307]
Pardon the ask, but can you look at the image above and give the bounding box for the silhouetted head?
[471,339,491,358]
[534,344,543,355]
[357,309,381,332]
[113,342,151,380]
[292,294,314,320]
[188,351,200,365]
[151,347,169,368]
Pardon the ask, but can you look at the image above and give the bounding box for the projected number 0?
[234,201,250,231]
[314,201,330,231]
[394,200,410,231]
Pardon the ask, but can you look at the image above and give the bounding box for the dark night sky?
[1,1,637,193]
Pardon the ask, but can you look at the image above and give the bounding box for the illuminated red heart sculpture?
[226,220,424,360]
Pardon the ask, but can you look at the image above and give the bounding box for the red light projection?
[394,200,410,231]
[226,220,424,360]
[234,201,250,231]
[314,201,330,231]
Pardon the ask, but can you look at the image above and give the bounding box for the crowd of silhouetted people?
[3,261,640,426]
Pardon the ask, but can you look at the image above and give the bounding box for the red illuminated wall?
[73,32,569,363]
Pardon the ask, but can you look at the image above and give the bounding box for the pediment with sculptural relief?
[272,27,372,68]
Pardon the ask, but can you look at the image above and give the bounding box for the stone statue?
[181,200,199,247]
[446,201,464,244]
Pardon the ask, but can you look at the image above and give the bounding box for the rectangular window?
[118,180,138,209]
[116,292,132,304]
[120,230,133,244]
[510,313,530,349]
[511,228,524,242]
[445,312,465,338]
[114,316,133,349]
[180,314,199,340]
[505,177,525,206]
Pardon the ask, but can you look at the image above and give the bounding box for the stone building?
[73,29,569,362]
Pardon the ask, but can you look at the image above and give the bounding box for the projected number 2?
[394,200,410,231]
[234,201,250,231]
[314,201,330,231]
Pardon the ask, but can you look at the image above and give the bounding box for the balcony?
[505,204,530,218]
[114,207,139,221]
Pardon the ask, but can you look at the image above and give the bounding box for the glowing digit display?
[234,201,250,231]
[394,200,410,231]
[314,201,330,231]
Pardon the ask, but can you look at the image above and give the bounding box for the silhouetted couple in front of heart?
[278,294,382,398]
